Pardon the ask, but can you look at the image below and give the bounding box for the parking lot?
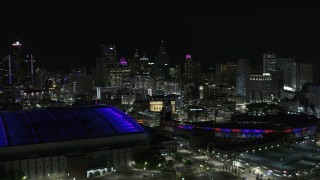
[239,142,320,178]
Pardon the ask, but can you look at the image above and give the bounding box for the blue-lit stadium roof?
[0,105,145,147]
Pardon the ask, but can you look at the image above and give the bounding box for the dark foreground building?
[0,105,149,179]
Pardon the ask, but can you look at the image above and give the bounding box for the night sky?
[1,1,320,71]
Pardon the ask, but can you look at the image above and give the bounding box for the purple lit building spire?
[119,57,128,66]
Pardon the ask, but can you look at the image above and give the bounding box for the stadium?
[0,105,149,179]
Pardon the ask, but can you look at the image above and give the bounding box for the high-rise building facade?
[0,56,9,86]
[95,56,107,87]
[0,42,35,87]
[129,49,140,75]
[297,63,313,90]
[169,65,182,82]
[236,59,251,97]
[263,53,276,73]
[155,43,170,80]
[95,44,118,87]
[276,58,297,90]
[247,73,278,103]
[215,63,227,84]
[21,54,35,87]
[11,41,23,85]
[309,84,320,117]
[104,45,118,68]
[184,54,193,81]
[215,62,237,86]
[193,60,201,82]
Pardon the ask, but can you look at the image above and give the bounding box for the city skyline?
[1,1,320,71]
[1,2,320,179]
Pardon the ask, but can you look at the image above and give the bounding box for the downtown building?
[95,44,118,87]
[184,54,201,82]
[0,42,35,87]
[235,59,251,97]
[247,73,278,103]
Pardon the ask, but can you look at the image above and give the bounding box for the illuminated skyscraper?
[129,49,140,75]
[184,54,193,81]
[139,54,151,72]
[0,56,9,86]
[95,45,108,87]
[309,84,320,117]
[236,59,251,97]
[104,44,118,67]
[276,58,297,90]
[193,60,201,81]
[11,41,23,85]
[155,41,170,66]
[155,42,170,80]
[169,65,182,82]
[247,73,277,103]
[263,52,276,73]
[95,44,118,87]
[0,41,35,87]
[21,54,35,86]
[297,63,313,90]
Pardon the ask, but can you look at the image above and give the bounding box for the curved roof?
[0,105,145,147]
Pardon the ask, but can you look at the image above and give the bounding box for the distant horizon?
[1,1,320,71]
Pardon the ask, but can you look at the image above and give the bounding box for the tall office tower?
[21,54,35,87]
[226,63,237,87]
[169,65,182,82]
[0,56,9,86]
[95,44,118,87]
[130,49,140,75]
[297,63,313,90]
[95,45,107,87]
[110,67,131,87]
[104,44,118,67]
[11,41,23,85]
[0,42,35,87]
[235,59,251,96]
[95,57,107,87]
[309,84,320,117]
[139,54,151,72]
[276,58,297,90]
[69,67,93,95]
[215,63,226,84]
[247,73,278,103]
[193,60,201,81]
[215,62,236,85]
[313,64,320,84]
[34,68,47,90]
[95,45,119,87]
[155,42,170,80]
[202,67,215,83]
[184,54,193,81]
[263,52,277,73]
[199,85,204,99]
[155,42,170,65]
[110,58,131,87]
[133,71,155,98]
